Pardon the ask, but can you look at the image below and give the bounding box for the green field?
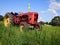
[0,21,60,45]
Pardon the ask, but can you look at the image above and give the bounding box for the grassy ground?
[0,21,60,45]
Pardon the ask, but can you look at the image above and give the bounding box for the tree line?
[0,15,60,26]
[39,16,60,26]
[0,15,3,21]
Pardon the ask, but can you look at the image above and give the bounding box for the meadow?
[0,21,60,45]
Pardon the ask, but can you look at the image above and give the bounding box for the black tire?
[4,12,14,27]
[19,22,28,31]
[35,23,42,30]
[38,24,42,30]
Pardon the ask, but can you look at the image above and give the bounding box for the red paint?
[11,12,38,25]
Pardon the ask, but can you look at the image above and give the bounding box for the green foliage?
[39,21,45,25]
[49,16,60,26]
[0,15,3,21]
[0,21,60,45]
[45,22,49,24]
[39,21,49,25]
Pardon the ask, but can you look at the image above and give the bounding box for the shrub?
[0,15,3,21]
[49,16,60,26]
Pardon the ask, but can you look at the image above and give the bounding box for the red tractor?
[4,12,42,31]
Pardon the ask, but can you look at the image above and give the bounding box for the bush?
[39,21,45,25]
[49,16,60,26]
[0,15,3,21]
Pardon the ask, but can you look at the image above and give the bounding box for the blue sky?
[0,0,60,22]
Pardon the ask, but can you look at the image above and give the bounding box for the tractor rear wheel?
[19,22,28,32]
[4,13,14,27]
[35,24,42,30]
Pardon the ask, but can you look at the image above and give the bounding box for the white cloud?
[41,0,60,16]
[48,8,58,16]
[40,11,47,13]
[39,0,60,22]
[49,0,60,16]
[49,1,60,10]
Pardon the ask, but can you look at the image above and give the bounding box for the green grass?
[0,21,60,45]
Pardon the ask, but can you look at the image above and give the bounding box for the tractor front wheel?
[35,24,42,30]
[19,22,28,32]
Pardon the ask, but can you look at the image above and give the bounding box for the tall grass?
[0,21,60,45]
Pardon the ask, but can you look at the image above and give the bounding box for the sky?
[0,0,60,22]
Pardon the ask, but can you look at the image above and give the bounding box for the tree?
[45,22,49,24]
[49,16,60,26]
[0,15,3,21]
[39,21,45,25]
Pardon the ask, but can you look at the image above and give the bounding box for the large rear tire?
[4,12,14,27]
[19,22,28,32]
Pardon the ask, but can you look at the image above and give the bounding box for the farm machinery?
[4,4,42,31]
[4,12,42,31]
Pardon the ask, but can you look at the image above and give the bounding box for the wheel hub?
[20,25,24,31]
[4,17,10,27]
